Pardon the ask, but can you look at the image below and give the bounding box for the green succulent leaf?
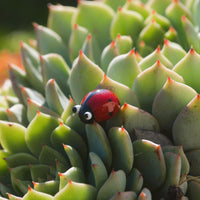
[0,121,29,154]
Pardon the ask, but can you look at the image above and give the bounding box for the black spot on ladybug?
[108,99,112,102]
[109,112,113,116]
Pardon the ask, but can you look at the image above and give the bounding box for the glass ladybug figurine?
[72,89,120,124]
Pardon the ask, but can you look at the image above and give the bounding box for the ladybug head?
[72,105,94,124]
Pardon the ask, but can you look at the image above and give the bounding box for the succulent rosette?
[1,0,200,199]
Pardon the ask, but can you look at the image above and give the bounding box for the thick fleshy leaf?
[0,121,29,154]
[63,144,84,170]
[110,191,137,200]
[20,42,43,94]
[34,24,70,66]
[139,46,173,71]
[173,48,200,93]
[59,167,85,190]
[6,104,28,126]
[86,123,112,170]
[161,39,186,65]
[88,152,108,190]
[106,103,160,133]
[172,94,200,151]
[47,5,76,45]
[97,170,126,200]
[22,187,53,200]
[5,153,38,168]
[101,40,119,72]
[81,34,101,65]
[97,74,140,107]
[51,122,87,162]
[27,99,59,122]
[105,0,126,11]
[132,60,184,112]
[68,51,104,104]
[108,127,133,173]
[68,24,89,62]
[41,53,70,96]
[165,0,192,50]
[54,180,97,200]
[152,77,197,134]
[107,50,141,88]
[26,112,60,156]
[115,34,133,55]
[126,168,143,194]
[124,0,150,19]
[33,180,59,196]
[39,145,69,168]
[45,79,69,115]
[72,1,114,50]
[133,140,166,190]
[137,20,164,51]
[110,8,144,46]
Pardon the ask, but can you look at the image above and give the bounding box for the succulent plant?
[1,0,200,199]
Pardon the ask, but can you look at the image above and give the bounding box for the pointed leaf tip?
[74,24,78,29]
[129,49,135,55]
[197,94,200,99]
[28,185,32,191]
[111,40,115,47]
[79,49,83,57]
[156,60,161,65]
[152,10,156,15]
[117,34,121,40]
[156,46,161,53]
[151,19,155,23]
[173,0,179,3]
[164,39,169,46]
[68,179,72,184]
[60,122,64,126]
[170,26,175,33]
[182,15,187,21]
[189,48,195,54]
[122,103,128,110]
[118,7,122,12]
[87,33,92,41]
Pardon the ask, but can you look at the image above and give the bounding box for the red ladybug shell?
[79,89,120,123]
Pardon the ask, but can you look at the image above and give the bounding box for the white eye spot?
[72,105,81,114]
[84,112,93,120]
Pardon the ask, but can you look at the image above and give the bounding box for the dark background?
[0,0,77,31]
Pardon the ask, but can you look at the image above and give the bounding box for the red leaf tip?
[68,179,72,184]
[152,10,156,15]
[87,33,92,41]
[164,38,169,46]
[37,110,41,115]
[117,34,121,40]
[129,49,135,55]
[189,48,195,54]
[151,19,155,23]
[32,181,37,187]
[181,15,186,21]
[156,60,161,66]
[60,122,64,126]
[156,46,160,53]
[79,50,83,57]
[28,185,32,191]
[120,126,125,132]
[111,40,115,48]
[170,26,175,33]
[167,76,172,83]
[197,94,200,100]
[122,103,128,110]
[118,7,122,12]
[74,24,78,29]
[140,41,145,47]
[141,192,146,198]
[173,0,179,3]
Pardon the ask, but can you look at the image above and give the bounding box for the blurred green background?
[0,0,77,52]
